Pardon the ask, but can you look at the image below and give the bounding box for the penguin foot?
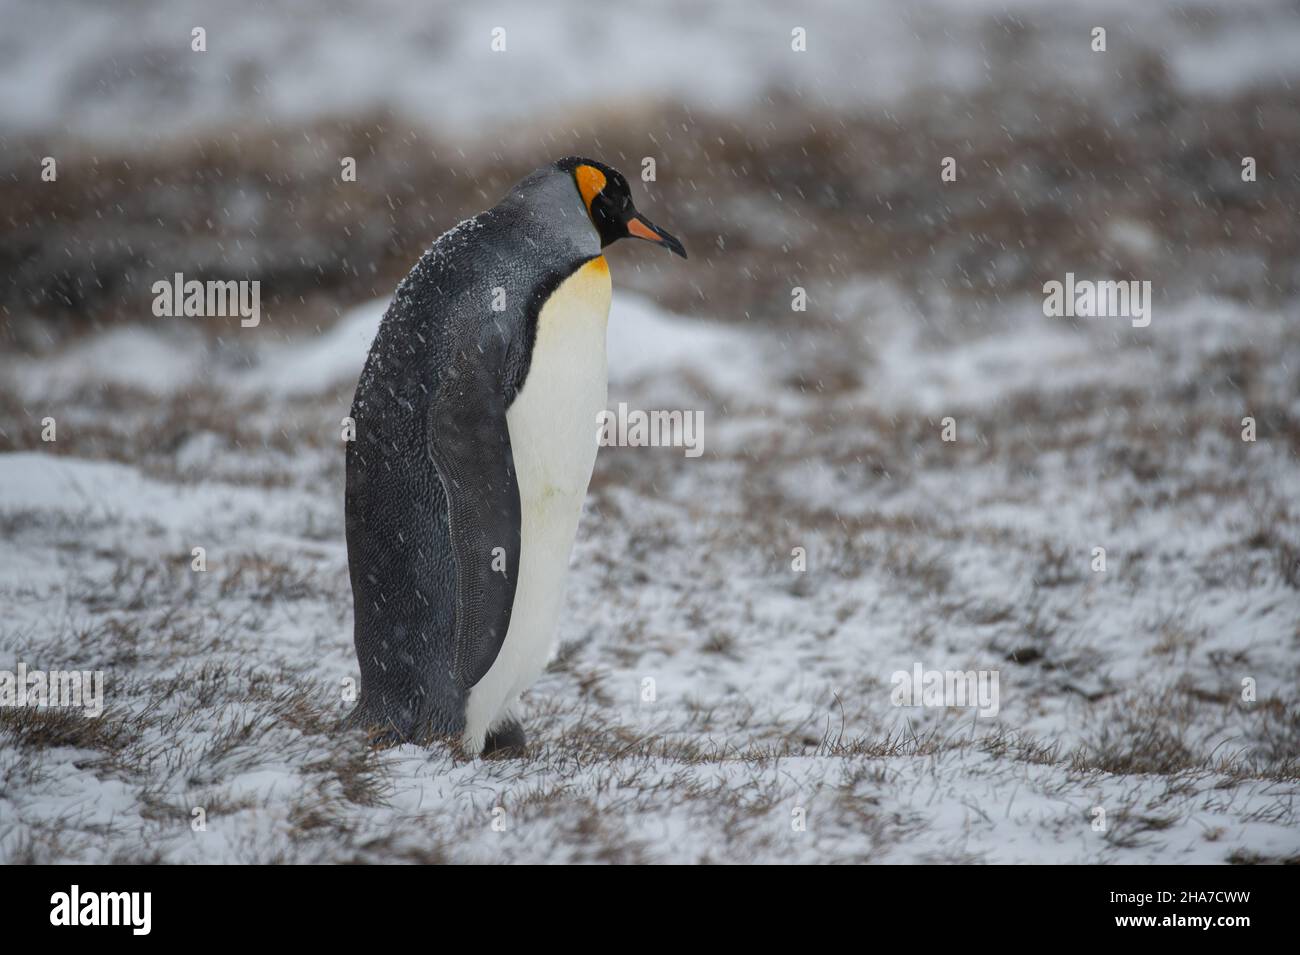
[341,699,424,749]
[341,708,404,749]
[482,720,527,759]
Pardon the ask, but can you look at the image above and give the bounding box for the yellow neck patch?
[574,164,606,213]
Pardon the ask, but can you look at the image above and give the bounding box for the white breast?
[462,256,611,754]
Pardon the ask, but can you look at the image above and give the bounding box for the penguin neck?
[509,253,612,481]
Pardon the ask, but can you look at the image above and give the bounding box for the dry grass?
[3,44,1299,862]
[4,62,1300,347]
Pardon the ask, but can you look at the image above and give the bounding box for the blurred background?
[3,0,1299,343]
[1,1,1298,863]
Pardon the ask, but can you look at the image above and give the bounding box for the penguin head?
[556,157,687,259]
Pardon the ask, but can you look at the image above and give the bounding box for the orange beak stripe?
[575,164,606,213]
[626,216,662,243]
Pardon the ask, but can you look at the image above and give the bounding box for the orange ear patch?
[575,164,606,212]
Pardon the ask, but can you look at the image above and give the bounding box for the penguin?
[343,157,686,757]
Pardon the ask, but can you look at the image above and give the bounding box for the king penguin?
[344,157,686,757]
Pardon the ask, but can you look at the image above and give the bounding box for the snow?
[239,301,386,397]
[11,326,209,397]
[2,0,1298,866]
[5,0,1300,145]
[3,283,1297,863]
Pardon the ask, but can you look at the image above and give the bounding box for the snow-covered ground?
[1,0,1298,864]
[6,0,1300,144]
[2,281,1297,863]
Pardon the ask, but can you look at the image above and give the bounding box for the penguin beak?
[626,214,687,259]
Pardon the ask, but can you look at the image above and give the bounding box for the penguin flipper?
[427,340,522,691]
